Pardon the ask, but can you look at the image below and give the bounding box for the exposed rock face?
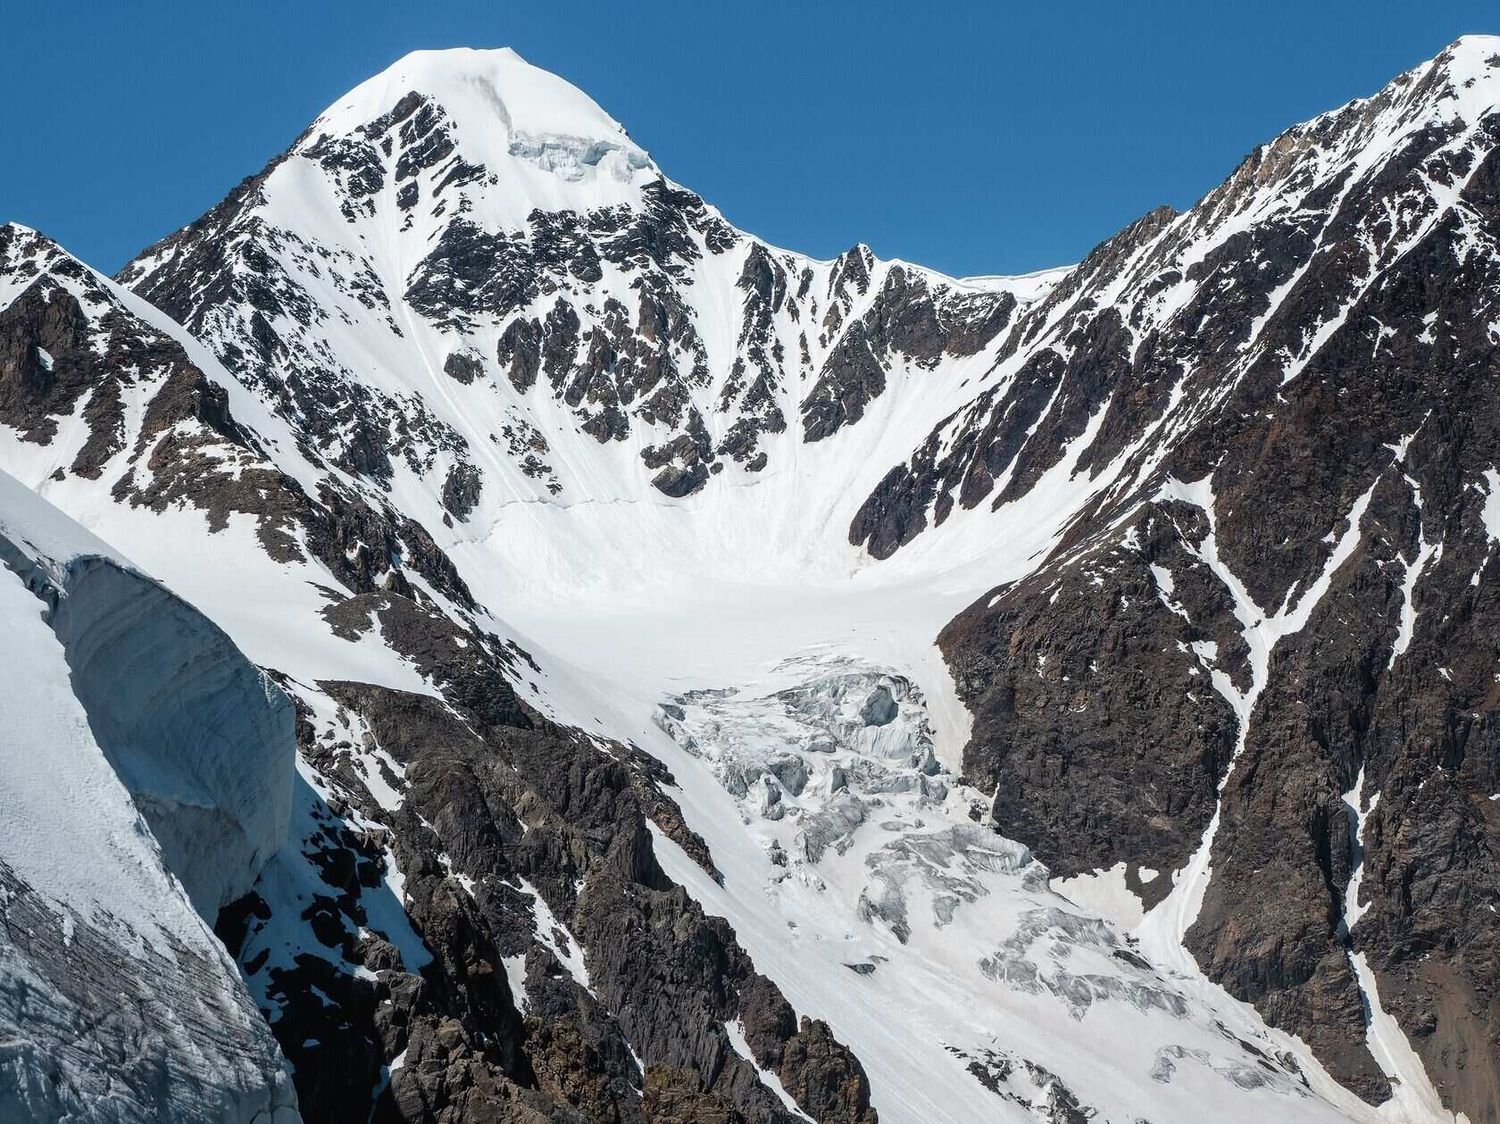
[801,263,1017,443]
[936,39,1500,1118]
[941,505,1240,892]
[222,671,877,1124]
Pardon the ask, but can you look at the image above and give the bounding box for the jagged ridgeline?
[0,34,1496,1124]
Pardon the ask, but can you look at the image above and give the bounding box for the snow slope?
[477,527,1403,1124]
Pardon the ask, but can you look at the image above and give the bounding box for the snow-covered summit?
[1431,33,1500,99]
[118,45,1061,542]
[303,46,654,198]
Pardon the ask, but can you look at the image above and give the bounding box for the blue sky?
[2,2,1493,277]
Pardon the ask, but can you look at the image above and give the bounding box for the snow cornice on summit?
[304,46,655,195]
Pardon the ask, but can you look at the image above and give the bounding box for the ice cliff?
[0,468,299,1123]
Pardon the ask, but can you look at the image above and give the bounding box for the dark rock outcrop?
[937,43,1500,1117]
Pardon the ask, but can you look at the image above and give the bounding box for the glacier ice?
[0,469,300,1123]
[47,554,295,916]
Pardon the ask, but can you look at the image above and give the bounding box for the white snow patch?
[725,1018,814,1121]
[1481,468,1500,543]
[513,877,591,992]
[1052,863,1145,929]
[1340,770,1460,1122]
[502,953,530,1014]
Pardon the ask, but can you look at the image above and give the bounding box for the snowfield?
[466,496,1431,1124]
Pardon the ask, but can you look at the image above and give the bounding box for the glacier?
[0,468,300,1123]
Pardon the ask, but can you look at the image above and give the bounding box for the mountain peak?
[1432,33,1500,112]
[0,222,108,310]
[1441,31,1500,62]
[305,45,654,189]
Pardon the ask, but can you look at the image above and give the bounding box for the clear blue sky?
[2,2,1493,278]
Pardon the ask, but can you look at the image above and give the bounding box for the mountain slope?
[923,37,1500,1116]
[0,222,881,1124]
[119,47,1045,530]
[0,32,1495,1124]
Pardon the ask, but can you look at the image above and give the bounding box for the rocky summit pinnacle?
[0,33,1497,1124]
